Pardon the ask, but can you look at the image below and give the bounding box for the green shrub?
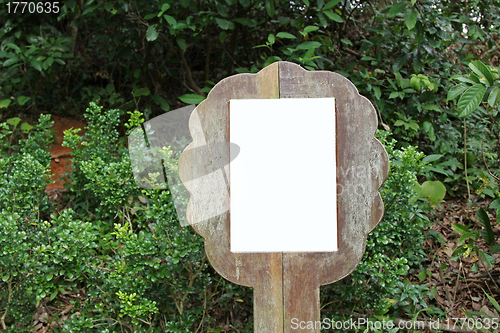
[0,114,55,331]
[321,131,435,325]
[1,105,439,332]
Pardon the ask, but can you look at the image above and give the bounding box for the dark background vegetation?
[1,0,500,332]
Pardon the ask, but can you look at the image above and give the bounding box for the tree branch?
[179,48,204,96]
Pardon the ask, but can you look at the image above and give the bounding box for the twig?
[480,256,500,291]
[481,138,500,181]
[372,100,390,131]
[179,48,204,96]
[0,276,12,330]
[343,47,362,58]
[42,298,62,330]
[195,290,207,333]
[438,260,454,306]
[452,261,462,306]
[464,118,471,200]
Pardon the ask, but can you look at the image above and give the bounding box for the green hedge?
[1,104,436,332]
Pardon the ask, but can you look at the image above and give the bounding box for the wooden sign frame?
[178,61,389,332]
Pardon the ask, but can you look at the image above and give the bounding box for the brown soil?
[45,115,86,191]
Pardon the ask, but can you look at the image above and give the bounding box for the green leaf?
[30,59,42,72]
[469,60,494,86]
[268,33,275,44]
[2,274,10,282]
[303,26,319,34]
[428,229,447,244]
[490,198,500,209]
[451,75,479,85]
[6,117,21,127]
[418,271,426,282]
[479,250,494,268]
[452,223,471,235]
[459,232,472,244]
[43,57,54,70]
[164,14,177,26]
[265,0,275,17]
[422,103,440,111]
[447,83,469,101]
[46,273,54,281]
[484,290,500,313]
[421,180,446,205]
[0,99,12,109]
[263,56,282,67]
[408,120,419,131]
[389,91,400,99]
[20,122,33,133]
[490,243,500,253]
[410,76,421,91]
[387,2,407,17]
[3,57,19,67]
[215,18,235,30]
[373,86,381,100]
[5,43,21,54]
[157,3,170,17]
[323,0,341,10]
[296,41,322,50]
[340,38,353,46]
[152,95,170,111]
[276,32,296,39]
[476,208,495,245]
[133,87,151,97]
[404,9,418,30]
[146,25,159,41]
[177,37,187,51]
[457,84,486,117]
[323,10,343,22]
[487,86,500,108]
[422,154,443,164]
[179,94,205,104]
[50,289,58,301]
[216,2,229,17]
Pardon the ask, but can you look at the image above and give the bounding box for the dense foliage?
[1,105,435,331]
[1,0,499,194]
[1,0,500,331]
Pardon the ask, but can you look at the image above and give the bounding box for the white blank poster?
[230,98,337,252]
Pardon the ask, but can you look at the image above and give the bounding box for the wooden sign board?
[178,61,389,333]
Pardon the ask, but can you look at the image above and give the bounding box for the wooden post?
[178,61,389,332]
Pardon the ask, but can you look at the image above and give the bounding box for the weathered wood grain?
[178,61,389,333]
[178,62,284,332]
[279,62,389,332]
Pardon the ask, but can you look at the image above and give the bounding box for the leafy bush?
[0,114,55,331]
[0,104,444,331]
[0,105,250,332]
[322,131,435,324]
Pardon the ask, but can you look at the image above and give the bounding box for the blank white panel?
[230,98,337,252]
